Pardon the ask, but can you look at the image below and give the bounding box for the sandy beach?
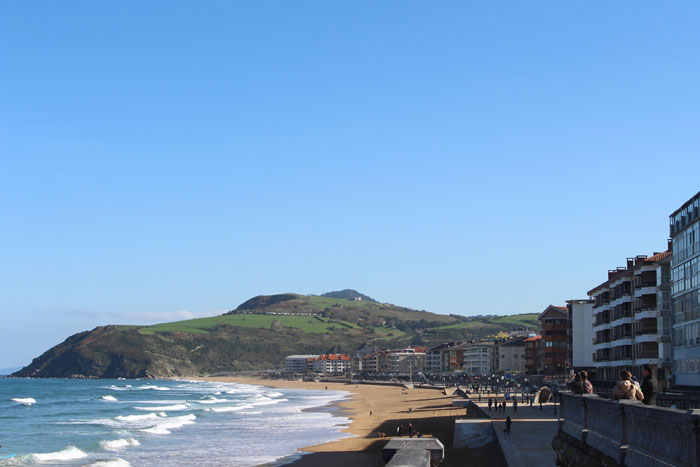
[201,377,505,466]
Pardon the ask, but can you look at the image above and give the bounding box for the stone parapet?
[559,393,700,466]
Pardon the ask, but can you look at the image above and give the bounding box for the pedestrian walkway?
[473,394,558,467]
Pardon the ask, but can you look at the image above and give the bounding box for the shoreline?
[199,377,506,467]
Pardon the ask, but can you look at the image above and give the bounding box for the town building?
[284,355,319,373]
[670,191,700,386]
[524,335,543,373]
[567,299,594,369]
[462,341,496,376]
[311,354,351,375]
[588,250,672,382]
[497,337,527,374]
[425,343,454,372]
[388,348,426,375]
[539,305,569,375]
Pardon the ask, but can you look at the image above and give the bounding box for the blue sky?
[2,2,699,368]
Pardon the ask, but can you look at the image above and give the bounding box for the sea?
[0,378,352,466]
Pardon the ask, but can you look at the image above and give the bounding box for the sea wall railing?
[559,393,700,466]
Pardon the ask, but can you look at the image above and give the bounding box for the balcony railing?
[636,351,659,359]
[635,328,657,335]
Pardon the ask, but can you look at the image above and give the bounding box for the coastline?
[199,377,506,466]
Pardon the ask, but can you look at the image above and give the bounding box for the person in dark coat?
[567,372,584,394]
[488,398,493,411]
[641,364,657,405]
[505,416,512,435]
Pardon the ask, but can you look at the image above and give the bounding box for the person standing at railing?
[641,364,657,405]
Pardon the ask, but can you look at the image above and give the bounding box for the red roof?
[645,250,672,263]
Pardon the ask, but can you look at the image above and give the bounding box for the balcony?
[635,327,657,336]
[636,351,659,359]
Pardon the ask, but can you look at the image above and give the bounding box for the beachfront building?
[588,250,673,382]
[387,348,426,375]
[524,335,543,373]
[670,191,700,386]
[360,350,388,373]
[567,299,595,369]
[462,341,496,376]
[311,354,351,375]
[425,343,454,372]
[539,305,569,375]
[496,337,527,374]
[284,355,319,373]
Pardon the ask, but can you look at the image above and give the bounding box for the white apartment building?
[589,250,672,382]
[462,341,495,376]
[497,338,526,374]
[388,349,425,375]
[311,354,351,375]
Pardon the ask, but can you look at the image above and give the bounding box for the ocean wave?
[210,404,253,413]
[134,403,189,411]
[138,385,170,391]
[99,438,140,451]
[115,413,162,422]
[30,446,87,462]
[10,397,36,406]
[101,395,118,402]
[239,410,263,415]
[140,414,196,435]
[87,459,131,467]
[251,398,288,406]
[197,396,227,404]
[265,391,284,398]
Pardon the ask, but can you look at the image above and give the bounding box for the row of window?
[545,341,567,347]
[673,322,700,348]
[674,358,700,374]
[672,219,699,264]
[672,256,700,295]
[672,288,700,325]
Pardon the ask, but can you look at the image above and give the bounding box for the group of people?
[487,398,513,412]
[568,364,657,405]
[612,365,657,405]
[396,422,421,438]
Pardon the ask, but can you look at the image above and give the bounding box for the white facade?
[462,342,495,376]
[569,299,594,368]
[497,339,526,373]
[311,355,350,375]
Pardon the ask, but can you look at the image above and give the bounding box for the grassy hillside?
[14,293,540,378]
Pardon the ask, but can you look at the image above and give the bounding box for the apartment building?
[567,299,595,369]
[425,343,455,372]
[388,348,426,375]
[670,191,700,386]
[524,335,543,373]
[497,337,527,374]
[284,355,319,372]
[589,250,672,382]
[311,354,351,375]
[462,341,496,375]
[539,305,569,375]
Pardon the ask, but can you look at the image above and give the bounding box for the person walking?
[513,398,517,413]
[488,398,493,412]
[641,364,657,405]
[397,425,403,437]
[505,416,512,435]
[408,422,413,438]
[613,370,644,400]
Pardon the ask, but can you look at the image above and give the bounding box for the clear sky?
[2,2,700,368]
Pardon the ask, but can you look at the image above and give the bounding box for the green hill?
[13,293,539,379]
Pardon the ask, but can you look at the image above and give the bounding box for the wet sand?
[200,377,506,467]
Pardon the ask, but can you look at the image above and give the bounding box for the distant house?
[524,335,543,374]
[497,337,527,374]
[311,354,351,375]
[539,305,569,375]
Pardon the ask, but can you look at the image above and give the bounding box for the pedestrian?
[567,372,584,394]
[502,401,506,412]
[408,422,413,438]
[505,416,512,435]
[613,370,644,401]
[641,364,657,405]
[580,370,593,394]
[488,398,493,411]
[513,398,517,413]
[369,410,372,416]
[397,425,403,437]
[478,394,481,402]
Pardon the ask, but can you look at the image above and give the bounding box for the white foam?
[197,396,227,404]
[11,397,36,405]
[211,404,254,413]
[140,414,196,435]
[115,413,161,422]
[88,459,131,467]
[134,403,189,411]
[99,438,140,451]
[101,395,118,402]
[138,385,170,391]
[265,391,284,398]
[251,398,288,406]
[31,446,87,462]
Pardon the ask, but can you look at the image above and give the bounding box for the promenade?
[472,393,558,467]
